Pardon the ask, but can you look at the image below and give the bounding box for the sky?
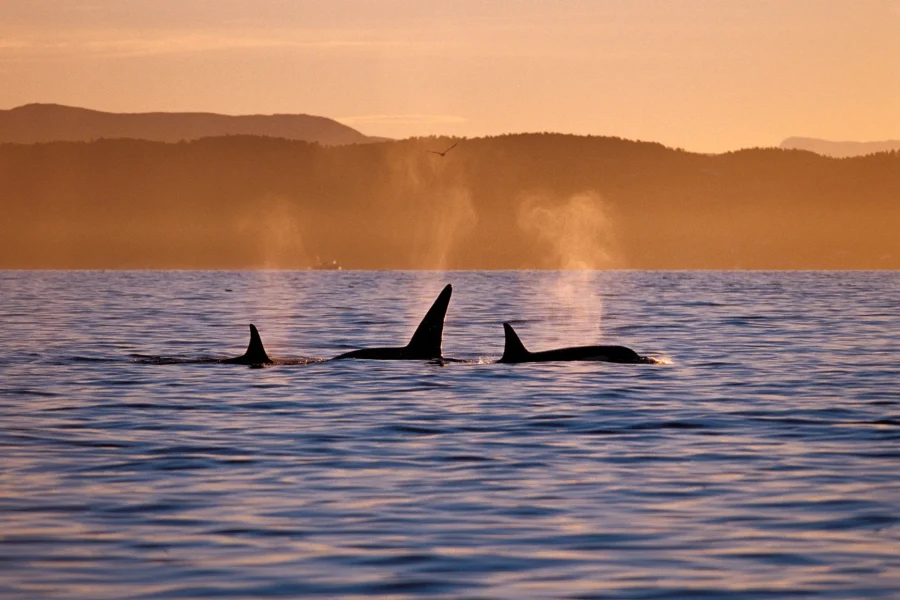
[1,0,898,152]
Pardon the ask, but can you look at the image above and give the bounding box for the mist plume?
[517,192,621,270]
[387,142,477,269]
[235,195,308,269]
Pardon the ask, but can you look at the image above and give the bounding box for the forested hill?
[1,134,897,269]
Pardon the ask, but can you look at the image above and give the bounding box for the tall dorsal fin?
[500,323,530,362]
[404,284,452,358]
[242,324,272,364]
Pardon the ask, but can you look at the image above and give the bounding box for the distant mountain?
[0,103,376,145]
[780,136,900,158]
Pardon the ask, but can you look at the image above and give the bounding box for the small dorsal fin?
[243,324,272,364]
[500,323,530,362]
[404,284,452,358]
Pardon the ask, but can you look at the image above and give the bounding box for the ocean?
[1,270,898,599]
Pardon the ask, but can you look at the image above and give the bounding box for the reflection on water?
[0,271,898,599]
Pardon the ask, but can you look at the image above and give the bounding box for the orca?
[498,322,654,364]
[222,324,273,365]
[333,284,452,360]
[132,324,322,366]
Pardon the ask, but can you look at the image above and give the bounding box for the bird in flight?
[427,142,459,157]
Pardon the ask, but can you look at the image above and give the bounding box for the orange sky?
[1,0,898,152]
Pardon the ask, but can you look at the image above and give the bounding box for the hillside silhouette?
[1,134,897,269]
[0,104,375,146]
[781,137,900,158]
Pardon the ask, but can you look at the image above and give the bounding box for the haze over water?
[1,270,898,599]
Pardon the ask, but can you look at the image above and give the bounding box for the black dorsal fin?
[500,323,530,363]
[404,284,452,358]
[243,324,272,364]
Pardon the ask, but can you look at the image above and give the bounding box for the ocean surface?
[0,270,898,599]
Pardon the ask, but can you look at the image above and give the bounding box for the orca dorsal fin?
[242,324,272,364]
[500,323,530,362]
[404,284,452,358]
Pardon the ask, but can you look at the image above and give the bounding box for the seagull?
[427,142,458,157]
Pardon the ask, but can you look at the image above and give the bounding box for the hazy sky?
[1,0,898,151]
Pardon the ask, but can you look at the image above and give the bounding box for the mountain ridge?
[0,103,377,145]
[780,136,900,158]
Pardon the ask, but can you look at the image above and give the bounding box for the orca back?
[499,323,648,364]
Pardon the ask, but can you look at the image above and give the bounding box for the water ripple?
[0,270,898,599]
